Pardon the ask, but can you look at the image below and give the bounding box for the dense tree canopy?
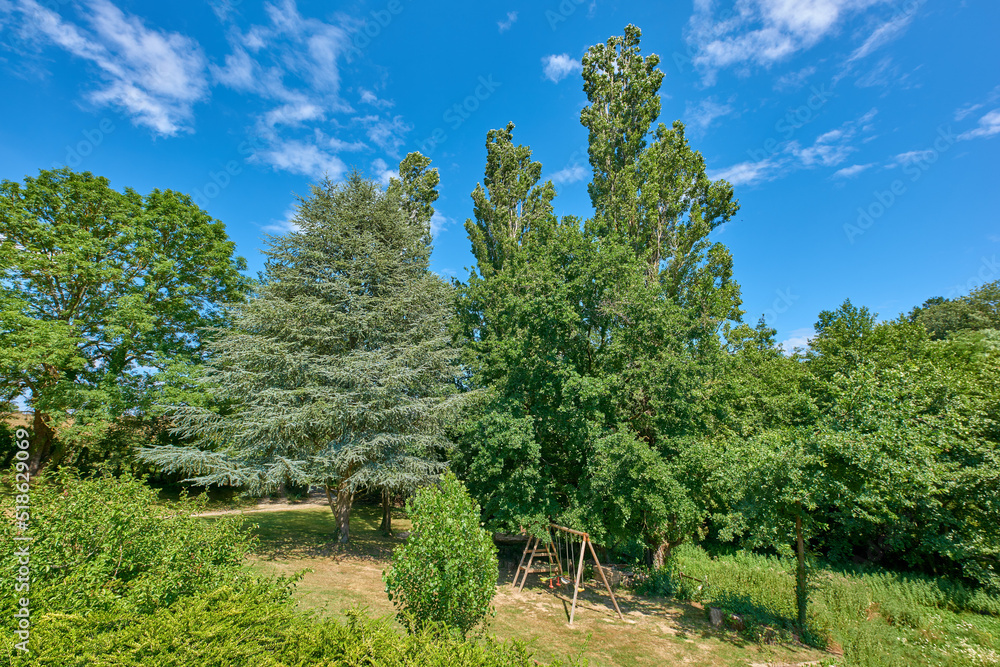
[0,168,249,472]
[455,26,742,567]
[453,26,1000,617]
[141,158,463,542]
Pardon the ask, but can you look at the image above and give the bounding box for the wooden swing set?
[512,523,624,624]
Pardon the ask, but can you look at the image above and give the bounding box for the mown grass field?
[204,503,826,666]
[199,501,1000,666]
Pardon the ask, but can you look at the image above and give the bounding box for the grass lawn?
[215,504,831,667]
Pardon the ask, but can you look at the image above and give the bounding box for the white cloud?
[263,203,302,234]
[371,158,396,185]
[958,109,1000,141]
[687,0,891,83]
[430,211,449,238]
[207,0,377,177]
[542,53,582,83]
[845,6,919,64]
[779,327,813,355]
[832,163,873,178]
[791,139,854,167]
[497,10,517,33]
[890,149,935,167]
[551,164,587,185]
[684,96,734,133]
[954,86,1000,121]
[358,114,410,157]
[327,136,367,152]
[774,65,816,90]
[708,157,785,186]
[10,0,208,135]
[955,103,984,123]
[710,107,877,185]
[359,87,394,108]
[260,139,346,179]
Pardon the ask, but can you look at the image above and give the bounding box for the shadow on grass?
[203,503,410,561]
[500,567,812,651]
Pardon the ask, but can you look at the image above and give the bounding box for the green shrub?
[4,585,554,666]
[383,472,499,635]
[640,544,1000,666]
[0,467,253,621]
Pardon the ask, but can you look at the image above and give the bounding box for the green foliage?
[383,472,499,635]
[3,582,554,666]
[140,164,463,542]
[0,468,253,619]
[647,545,1000,666]
[586,430,701,561]
[0,167,249,471]
[910,280,1000,339]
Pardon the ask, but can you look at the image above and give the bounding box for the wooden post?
[514,535,536,589]
[587,537,624,621]
[568,535,587,625]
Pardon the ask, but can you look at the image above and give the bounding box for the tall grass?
[645,544,1000,666]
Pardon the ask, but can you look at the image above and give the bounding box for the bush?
[383,472,499,635]
[0,467,254,620]
[639,544,1000,666]
[4,585,554,666]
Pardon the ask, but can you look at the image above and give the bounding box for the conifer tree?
[141,156,461,543]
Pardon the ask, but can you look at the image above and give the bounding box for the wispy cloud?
[371,158,396,185]
[263,203,302,234]
[430,211,449,238]
[773,65,816,90]
[889,149,936,168]
[954,85,1000,121]
[542,53,582,83]
[358,87,394,109]
[260,139,346,179]
[832,163,874,178]
[710,108,878,185]
[8,0,208,135]
[209,0,413,178]
[958,109,1000,141]
[686,0,891,84]
[709,158,783,186]
[358,114,410,157]
[497,10,517,33]
[684,96,735,134]
[779,327,813,355]
[551,164,587,185]
[846,4,920,64]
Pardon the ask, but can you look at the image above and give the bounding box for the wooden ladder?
[512,528,563,591]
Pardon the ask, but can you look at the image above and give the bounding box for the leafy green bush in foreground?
[4,585,547,667]
[0,468,253,620]
[383,472,499,635]
[0,469,549,666]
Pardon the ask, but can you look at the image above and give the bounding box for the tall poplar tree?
[142,155,461,543]
[581,25,741,326]
[456,26,747,564]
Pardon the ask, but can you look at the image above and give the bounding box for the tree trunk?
[27,410,56,476]
[379,488,393,536]
[795,510,808,630]
[325,482,354,544]
[652,541,670,570]
[652,533,684,570]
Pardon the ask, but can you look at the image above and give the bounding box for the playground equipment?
[512,523,624,625]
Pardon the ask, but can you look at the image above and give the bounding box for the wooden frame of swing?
[512,523,624,625]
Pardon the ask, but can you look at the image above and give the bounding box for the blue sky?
[1,0,997,350]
